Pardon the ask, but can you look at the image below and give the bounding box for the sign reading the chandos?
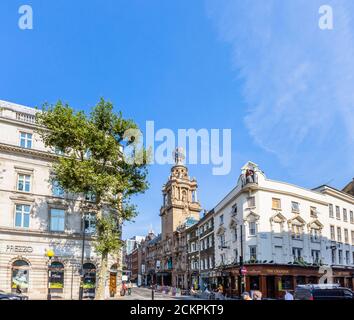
[6,245,33,253]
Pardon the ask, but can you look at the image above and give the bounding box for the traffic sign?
[240,266,247,275]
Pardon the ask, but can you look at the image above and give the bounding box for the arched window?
[49,261,64,291]
[12,260,29,293]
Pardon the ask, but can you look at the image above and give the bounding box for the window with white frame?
[338,250,343,264]
[219,214,224,225]
[209,235,213,247]
[336,206,340,220]
[311,250,320,264]
[232,204,237,215]
[249,221,257,236]
[209,256,213,268]
[331,249,336,264]
[15,204,30,228]
[343,209,348,222]
[291,201,300,213]
[19,132,32,149]
[50,209,65,232]
[272,198,281,210]
[291,224,302,239]
[310,206,317,218]
[234,248,238,262]
[310,228,320,241]
[84,213,97,234]
[52,180,64,197]
[345,251,350,265]
[292,247,302,261]
[329,204,334,218]
[219,234,225,247]
[248,196,256,208]
[233,226,238,241]
[352,231,354,245]
[330,225,335,241]
[350,211,354,224]
[344,229,349,243]
[17,174,31,192]
[249,246,257,260]
[337,227,342,242]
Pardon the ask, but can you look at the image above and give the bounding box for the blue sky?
[1,0,353,239]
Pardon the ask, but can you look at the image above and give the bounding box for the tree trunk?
[95,252,108,300]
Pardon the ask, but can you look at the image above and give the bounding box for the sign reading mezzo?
[5,245,33,253]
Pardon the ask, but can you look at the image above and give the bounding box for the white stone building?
[213,161,354,298]
[0,100,121,299]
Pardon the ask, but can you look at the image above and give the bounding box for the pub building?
[213,161,354,298]
[215,263,354,299]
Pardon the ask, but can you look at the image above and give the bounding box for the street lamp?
[79,212,87,300]
[46,249,55,300]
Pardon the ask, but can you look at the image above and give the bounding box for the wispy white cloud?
[207,0,354,186]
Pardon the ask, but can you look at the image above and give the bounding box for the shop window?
[49,262,64,292]
[82,263,96,295]
[281,276,293,290]
[12,260,29,293]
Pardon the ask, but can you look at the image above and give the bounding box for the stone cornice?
[0,142,58,161]
[216,184,330,214]
[0,226,94,241]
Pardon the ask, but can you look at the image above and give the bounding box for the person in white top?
[284,290,294,300]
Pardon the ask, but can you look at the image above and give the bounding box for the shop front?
[224,264,354,299]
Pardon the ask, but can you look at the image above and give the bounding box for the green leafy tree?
[36,98,149,299]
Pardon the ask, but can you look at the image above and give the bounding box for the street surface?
[116,286,200,300]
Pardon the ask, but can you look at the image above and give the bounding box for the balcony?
[16,112,36,124]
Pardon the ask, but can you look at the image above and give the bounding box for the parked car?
[294,284,354,300]
[0,290,28,300]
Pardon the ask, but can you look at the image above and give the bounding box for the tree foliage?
[36,98,149,256]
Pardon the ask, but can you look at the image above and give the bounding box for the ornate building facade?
[213,161,354,298]
[137,148,202,289]
[0,100,122,299]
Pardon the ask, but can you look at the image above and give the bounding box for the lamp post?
[79,212,87,300]
[46,249,55,300]
[238,224,245,297]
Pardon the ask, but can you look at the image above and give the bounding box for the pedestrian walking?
[284,290,294,300]
[253,290,262,300]
[242,291,252,300]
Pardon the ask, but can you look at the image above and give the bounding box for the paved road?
[118,286,199,300]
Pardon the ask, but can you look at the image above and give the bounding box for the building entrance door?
[267,276,275,298]
[109,273,117,296]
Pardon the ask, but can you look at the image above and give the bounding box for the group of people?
[201,283,295,300]
[120,281,132,296]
